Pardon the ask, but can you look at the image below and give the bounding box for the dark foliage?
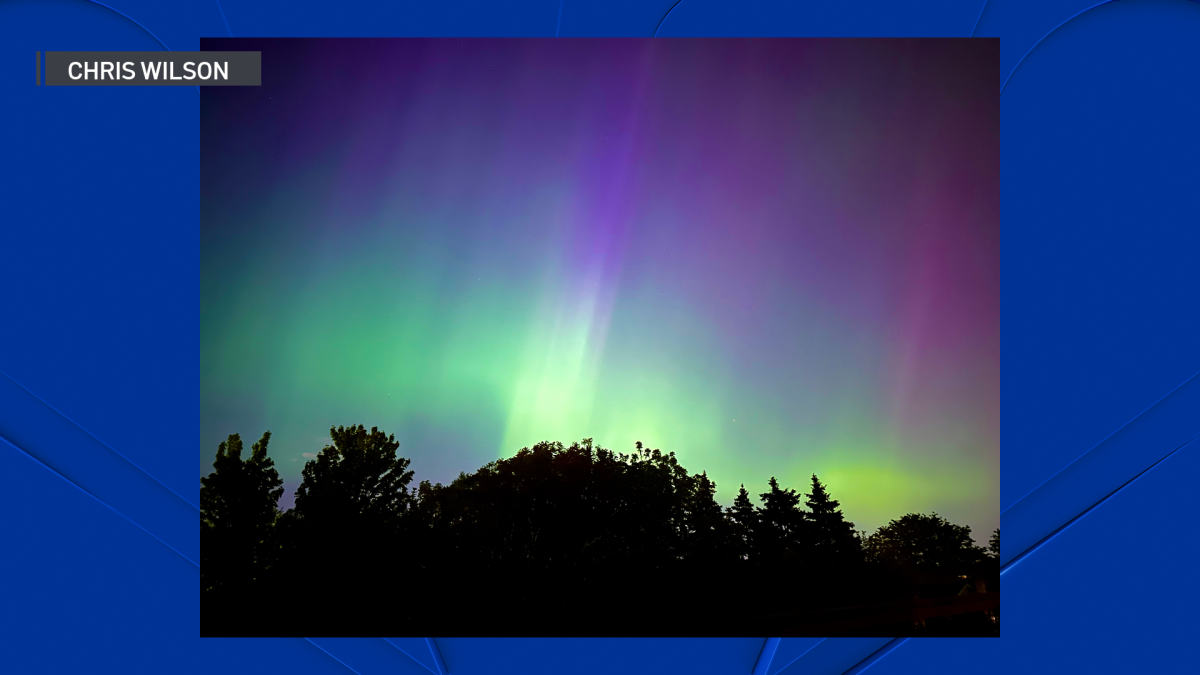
[200,432,283,619]
[201,428,997,636]
[864,513,992,582]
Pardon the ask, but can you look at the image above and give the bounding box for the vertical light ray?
[202,40,999,535]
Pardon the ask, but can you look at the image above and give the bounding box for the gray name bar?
[45,52,260,86]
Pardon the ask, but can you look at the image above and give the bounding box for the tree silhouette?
[804,474,861,566]
[757,476,810,567]
[293,424,415,524]
[200,432,283,609]
[405,438,709,623]
[988,528,1000,559]
[282,425,415,603]
[683,470,729,568]
[864,512,989,583]
[200,427,998,636]
[726,484,757,562]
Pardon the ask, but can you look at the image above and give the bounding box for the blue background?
[2,0,1197,673]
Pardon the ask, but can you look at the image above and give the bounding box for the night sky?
[201,39,999,539]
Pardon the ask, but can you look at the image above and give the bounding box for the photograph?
[199,38,999,637]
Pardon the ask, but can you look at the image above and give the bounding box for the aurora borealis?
[201,39,998,538]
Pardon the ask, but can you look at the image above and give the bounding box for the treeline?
[201,425,999,636]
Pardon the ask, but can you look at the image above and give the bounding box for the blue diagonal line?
[653,0,686,37]
[214,0,233,37]
[1002,432,1199,576]
[970,0,989,37]
[1000,0,1116,95]
[773,638,826,675]
[426,638,449,675]
[841,638,909,675]
[1001,368,1199,516]
[752,637,779,675]
[305,639,363,674]
[0,368,199,511]
[555,0,563,37]
[383,638,439,675]
[82,0,202,95]
[0,432,198,568]
[84,0,171,51]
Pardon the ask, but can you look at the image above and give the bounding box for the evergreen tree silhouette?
[200,426,998,636]
[805,473,861,565]
[726,483,757,562]
[683,471,727,566]
[757,476,809,566]
[988,528,1000,559]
